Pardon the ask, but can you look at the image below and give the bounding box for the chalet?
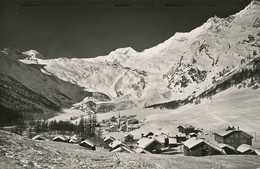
[111,145,135,153]
[32,135,45,141]
[177,124,195,135]
[175,132,187,143]
[213,127,253,149]
[69,135,79,144]
[127,125,140,132]
[125,133,134,142]
[237,144,259,155]
[154,135,167,147]
[109,140,125,150]
[137,138,162,153]
[120,124,127,132]
[109,124,119,132]
[52,136,67,142]
[183,138,225,156]
[218,143,236,155]
[168,137,178,148]
[103,136,115,149]
[79,140,96,150]
[127,118,139,125]
[141,132,154,138]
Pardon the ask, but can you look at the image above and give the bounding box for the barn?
[137,138,162,153]
[79,140,96,150]
[183,138,226,156]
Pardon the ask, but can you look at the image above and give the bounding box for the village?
[29,113,260,157]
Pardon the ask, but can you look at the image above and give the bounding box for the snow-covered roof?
[32,135,45,140]
[183,138,204,149]
[137,138,160,149]
[183,138,225,154]
[80,140,95,147]
[218,143,235,150]
[104,136,115,142]
[111,145,135,153]
[155,135,166,144]
[52,136,66,141]
[177,124,195,129]
[214,130,253,138]
[109,140,126,149]
[237,144,255,153]
[168,138,177,144]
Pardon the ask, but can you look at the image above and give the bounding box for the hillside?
[0,1,259,123]
[0,130,260,169]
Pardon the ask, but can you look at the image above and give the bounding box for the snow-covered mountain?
[1,1,259,120]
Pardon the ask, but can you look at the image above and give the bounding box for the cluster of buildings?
[103,124,260,156]
[32,124,259,156]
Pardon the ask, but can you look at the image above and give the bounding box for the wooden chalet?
[125,133,134,142]
[177,124,195,135]
[183,138,226,156]
[103,136,115,149]
[79,140,96,150]
[218,143,236,155]
[237,144,259,155]
[137,138,162,153]
[213,127,253,149]
[52,136,67,142]
[32,135,45,141]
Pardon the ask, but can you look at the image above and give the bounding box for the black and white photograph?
[0,0,260,168]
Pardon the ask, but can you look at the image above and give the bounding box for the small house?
[32,135,46,141]
[175,132,187,143]
[125,133,134,142]
[237,144,259,155]
[177,124,195,135]
[120,124,127,132]
[137,138,162,153]
[168,137,178,148]
[141,132,154,138]
[104,136,115,149]
[79,140,96,150]
[111,145,135,153]
[183,137,225,156]
[218,143,236,155]
[213,127,253,149]
[52,136,67,142]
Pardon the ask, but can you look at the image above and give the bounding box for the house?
[168,137,178,148]
[218,143,236,155]
[175,132,187,143]
[183,137,225,156]
[109,140,132,152]
[127,125,140,132]
[177,124,195,135]
[237,144,259,155]
[109,124,119,132]
[127,118,139,125]
[154,135,167,147]
[125,133,134,142]
[79,140,96,150]
[120,124,127,132]
[213,127,253,149]
[141,132,154,138]
[111,145,135,153]
[52,136,67,142]
[103,136,115,149]
[137,138,162,153]
[32,135,45,141]
[69,135,79,144]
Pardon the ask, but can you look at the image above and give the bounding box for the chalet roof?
[80,140,95,147]
[183,138,225,154]
[168,137,177,144]
[214,129,253,138]
[32,135,45,140]
[53,136,66,141]
[218,143,235,150]
[104,136,115,142]
[143,132,154,137]
[109,140,127,149]
[137,138,161,149]
[177,124,195,129]
[111,145,135,153]
[124,133,134,137]
[237,144,255,153]
[183,138,204,149]
[155,135,166,144]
